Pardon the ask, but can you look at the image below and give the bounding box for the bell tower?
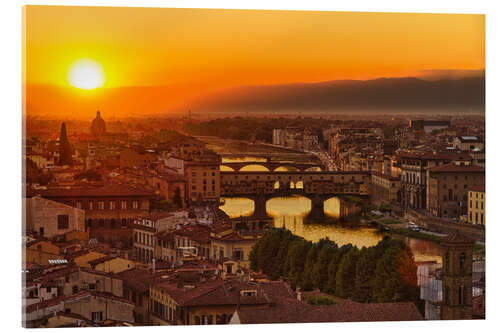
[440,231,474,320]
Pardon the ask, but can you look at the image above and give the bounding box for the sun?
[67,59,105,89]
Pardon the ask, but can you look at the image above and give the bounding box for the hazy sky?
[23,6,485,117]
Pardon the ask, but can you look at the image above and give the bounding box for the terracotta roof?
[236,300,423,324]
[174,224,211,244]
[428,163,485,173]
[32,265,79,284]
[87,254,119,266]
[156,278,225,305]
[41,311,98,327]
[114,268,167,292]
[398,151,471,161]
[28,184,155,198]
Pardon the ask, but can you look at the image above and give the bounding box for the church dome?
[91,110,106,138]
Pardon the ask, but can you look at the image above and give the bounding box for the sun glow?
[67,59,105,89]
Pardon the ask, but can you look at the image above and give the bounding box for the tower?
[440,231,474,320]
[58,122,73,166]
[90,110,106,138]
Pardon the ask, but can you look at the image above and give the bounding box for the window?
[459,252,466,273]
[459,285,465,305]
[57,215,69,229]
[233,248,243,261]
[109,201,116,210]
[91,311,103,322]
[121,201,127,210]
[132,201,139,209]
[98,201,105,210]
[88,201,94,210]
[76,201,82,209]
[72,285,78,294]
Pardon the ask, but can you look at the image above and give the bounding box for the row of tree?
[249,228,421,306]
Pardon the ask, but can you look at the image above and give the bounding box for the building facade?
[427,164,485,219]
[467,185,485,225]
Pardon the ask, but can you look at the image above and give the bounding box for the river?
[219,196,443,264]
[198,137,444,264]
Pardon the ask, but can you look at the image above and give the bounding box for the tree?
[311,240,338,291]
[300,245,318,291]
[324,244,352,294]
[58,122,73,166]
[335,247,360,298]
[353,247,377,302]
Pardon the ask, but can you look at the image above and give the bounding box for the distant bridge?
[220,160,323,172]
[220,171,370,220]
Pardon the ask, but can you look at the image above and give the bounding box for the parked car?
[407,222,420,232]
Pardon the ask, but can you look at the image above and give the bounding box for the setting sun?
[67,59,105,89]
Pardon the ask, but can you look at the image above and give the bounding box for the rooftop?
[427,163,485,173]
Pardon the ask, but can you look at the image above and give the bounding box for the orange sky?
[23,6,485,117]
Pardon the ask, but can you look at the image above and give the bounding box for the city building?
[149,278,276,325]
[133,218,157,263]
[25,196,85,238]
[453,136,484,152]
[184,151,221,204]
[399,151,472,211]
[409,119,451,134]
[272,129,285,146]
[467,185,485,225]
[370,172,401,206]
[120,148,157,168]
[426,164,485,219]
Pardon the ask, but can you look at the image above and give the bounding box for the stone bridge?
[221,161,323,171]
[220,171,370,220]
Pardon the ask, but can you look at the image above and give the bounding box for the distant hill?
[188,77,485,112]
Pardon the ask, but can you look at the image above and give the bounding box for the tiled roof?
[28,184,155,198]
[236,300,423,324]
[427,163,485,173]
[114,268,167,292]
[87,254,119,266]
[174,225,211,244]
[398,151,471,161]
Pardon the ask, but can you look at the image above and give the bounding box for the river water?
[201,138,443,264]
[219,196,443,263]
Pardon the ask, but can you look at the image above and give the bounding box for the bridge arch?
[220,165,235,171]
[305,166,322,172]
[274,166,300,172]
[240,164,270,172]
